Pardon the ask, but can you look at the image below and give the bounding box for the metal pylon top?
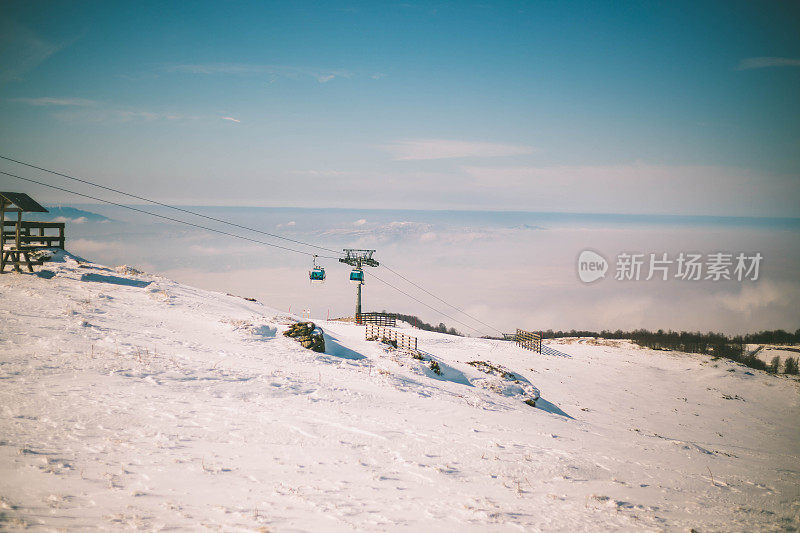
[339,249,379,268]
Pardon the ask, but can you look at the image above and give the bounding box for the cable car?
[310,268,325,282]
[309,256,326,283]
[350,268,364,284]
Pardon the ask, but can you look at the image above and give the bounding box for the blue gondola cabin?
[350,269,364,284]
[309,267,326,282]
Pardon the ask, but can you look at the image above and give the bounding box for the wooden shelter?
[1,192,65,273]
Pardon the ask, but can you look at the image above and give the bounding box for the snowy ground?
[1,252,798,531]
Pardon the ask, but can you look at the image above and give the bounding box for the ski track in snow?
[1,252,799,531]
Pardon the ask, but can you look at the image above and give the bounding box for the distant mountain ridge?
[30,206,112,223]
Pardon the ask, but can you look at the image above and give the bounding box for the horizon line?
[44,202,800,223]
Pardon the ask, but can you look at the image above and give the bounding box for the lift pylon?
[339,249,379,322]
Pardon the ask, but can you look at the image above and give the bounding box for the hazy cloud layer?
[460,163,800,217]
[53,206,800,336]
[320,220,435,243]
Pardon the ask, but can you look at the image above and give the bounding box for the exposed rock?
[283,322,326,353]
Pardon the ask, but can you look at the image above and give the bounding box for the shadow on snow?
[323,332,366,360]
[80,273,151,288]
[535,397,573,419]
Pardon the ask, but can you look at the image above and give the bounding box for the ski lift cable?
[0,170,340,259]
[3,164,487,334]
[379,263,504,335]
[0,155,342,256]
[368,271,487,336]
[1,157,505,334]
[4,169,497,337]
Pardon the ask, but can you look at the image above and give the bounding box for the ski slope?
[1,251,798,531]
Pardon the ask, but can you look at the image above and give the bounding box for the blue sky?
[1,1,799,215]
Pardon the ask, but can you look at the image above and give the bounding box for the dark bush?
[738,354,767,371]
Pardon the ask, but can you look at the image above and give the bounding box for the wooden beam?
[15,210,21,247]
[15,210,21,272]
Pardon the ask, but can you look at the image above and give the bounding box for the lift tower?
[340,249,379,323]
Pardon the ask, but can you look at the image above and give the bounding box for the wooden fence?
[365,323,418,351]
[357,312,397,326]
[2,221,65,250]
[516,328,542,353]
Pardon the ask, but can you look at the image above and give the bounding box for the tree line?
[385,311,463,337]
[539,328,800,345]
[537,328,799,374]
[382,312,798,375]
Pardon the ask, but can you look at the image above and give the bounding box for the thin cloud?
[166,63,264,75]
[164,63,351,83]
[9,92,192,123]
[381,139,535,161]
[51,107,196,124]
[0,19,63,84]
[221,116,241,123]
[10,96,97,107]
[736,57,800,70]
[291,169,349,177]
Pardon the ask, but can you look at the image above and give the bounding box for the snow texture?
[1,251,798,531]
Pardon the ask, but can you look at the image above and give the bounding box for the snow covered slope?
[1,252,798,531]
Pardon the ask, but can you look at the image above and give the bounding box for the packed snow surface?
[1,252,798,531]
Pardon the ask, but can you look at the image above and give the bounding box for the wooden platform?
[0,222,65,272]
[1,192,65,274]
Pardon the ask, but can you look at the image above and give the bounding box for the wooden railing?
[2,221,65,250]
[516,328,542,353]
[357,312,397,326]
[365,323,418,351]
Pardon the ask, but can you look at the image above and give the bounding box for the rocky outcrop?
[466,360,540,407]
[283,321,326,353]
